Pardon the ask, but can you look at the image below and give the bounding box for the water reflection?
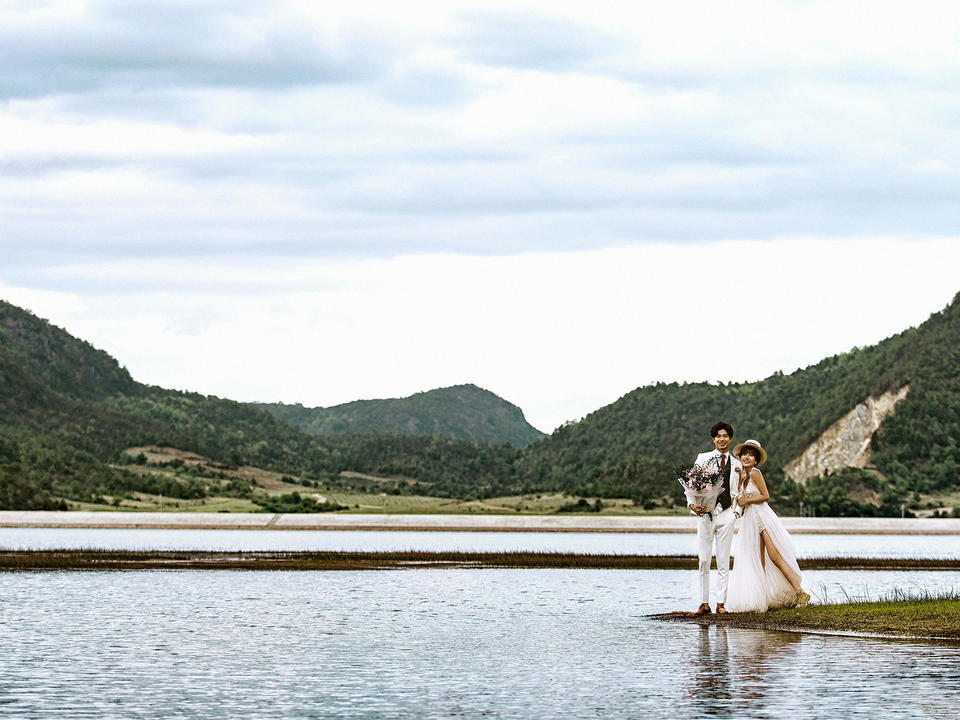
[730,630,802,707]
[687,626,733,708]
[0,569,957,719]
[680,626,803,717]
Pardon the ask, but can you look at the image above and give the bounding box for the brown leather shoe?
[715,603,728,614]
[694,603,712,615]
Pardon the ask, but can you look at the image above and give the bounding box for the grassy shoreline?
[653,595,960,641]
[2,550,959,572]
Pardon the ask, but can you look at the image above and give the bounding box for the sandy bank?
[1,511,959,534]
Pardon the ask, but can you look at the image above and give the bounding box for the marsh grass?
[0,550,693,571]
[657,585,960,640]
[2,551,959,572]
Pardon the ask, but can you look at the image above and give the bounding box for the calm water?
[1,568,959,719]
[3,527,960,559]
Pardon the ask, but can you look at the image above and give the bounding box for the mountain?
[0,305,136,401]
[2,291,959,515]
[0,300,520,509]
[256,385,545,448]
[513,290,960,516]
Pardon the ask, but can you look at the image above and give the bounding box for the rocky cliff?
[784,385,910,483]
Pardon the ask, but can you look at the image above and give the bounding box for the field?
[81,444,959,518]
[915,488,960,518]
[58,445,682,515]
[75,488,676,515]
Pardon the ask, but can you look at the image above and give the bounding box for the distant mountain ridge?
[1,291,959,517]
[256,385,545,447]
[0,299,525,509]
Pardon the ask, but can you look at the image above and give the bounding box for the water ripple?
[3,527,960,560]
[1,569,958,718]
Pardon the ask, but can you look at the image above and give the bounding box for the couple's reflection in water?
[685,625,801,716]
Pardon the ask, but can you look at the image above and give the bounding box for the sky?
[3,0,960,433]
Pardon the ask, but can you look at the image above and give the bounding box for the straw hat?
[733,439,768,466]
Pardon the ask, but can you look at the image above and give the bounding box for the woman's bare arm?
[740,469,770,506]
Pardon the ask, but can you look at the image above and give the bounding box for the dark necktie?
[719,453,726,471]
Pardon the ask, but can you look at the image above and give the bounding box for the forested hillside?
[514,291,960,515]
[0,301,518,510]
[2,292,959,516]
[256,384,544,448]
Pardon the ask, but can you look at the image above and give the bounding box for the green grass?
[63,488,689,515]
[758,597,960,638]
[655,588,960,640]
[66,495,264,513]
[914,488,960,518]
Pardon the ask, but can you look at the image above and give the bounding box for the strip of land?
[2,550,959,571]
[2,511,960,534]
[653,598,960,640]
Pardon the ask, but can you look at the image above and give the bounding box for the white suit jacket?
[684,450,742,514]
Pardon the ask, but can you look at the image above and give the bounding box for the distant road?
[1,511,959,534]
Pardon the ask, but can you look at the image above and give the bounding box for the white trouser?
[697,506,736,604]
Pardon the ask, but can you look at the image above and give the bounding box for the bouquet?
[677,457,726,516]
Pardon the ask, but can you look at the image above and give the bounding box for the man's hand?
[689,503,707,516]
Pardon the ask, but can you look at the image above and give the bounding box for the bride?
[725,439,811,612]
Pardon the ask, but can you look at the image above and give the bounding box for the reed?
[1,550,958,572]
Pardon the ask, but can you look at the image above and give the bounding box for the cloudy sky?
[3,0,960,433]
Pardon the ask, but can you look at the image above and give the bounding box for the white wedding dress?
[725,477,803,612]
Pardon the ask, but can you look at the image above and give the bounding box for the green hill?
[2,291,959,516]
[256,384,544,448]
[514,290,960,516]
[0,300,519,510]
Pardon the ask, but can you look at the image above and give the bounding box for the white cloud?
[3,1,960,432]
[3,1,960,253]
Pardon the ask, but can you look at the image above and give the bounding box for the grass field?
[69,494,263,513]
[75,483,680,516]
[68,445,688,515]
[323,492,673,515]
[68,443,960,518]
[914,489,960,518]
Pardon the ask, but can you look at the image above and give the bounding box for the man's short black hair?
[710,422,734,438]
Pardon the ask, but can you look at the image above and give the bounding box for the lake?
[3,527,960,558]
[3,529,959,718]
[1,567,958,719]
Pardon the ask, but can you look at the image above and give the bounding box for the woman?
[725,439,811,612]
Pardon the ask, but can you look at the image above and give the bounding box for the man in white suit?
[684,422,741,615]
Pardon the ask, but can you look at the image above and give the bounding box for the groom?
[684,422,741,615]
